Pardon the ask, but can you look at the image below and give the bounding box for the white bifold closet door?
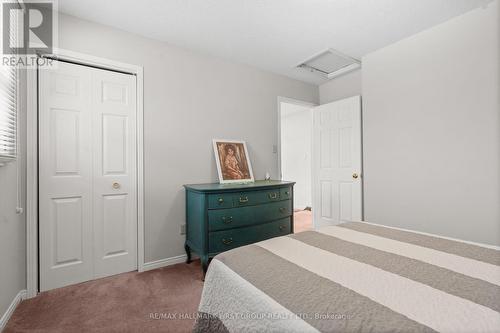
[312,95,362,228]
[39,60,137,291]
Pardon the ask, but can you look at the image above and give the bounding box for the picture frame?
[213,139,254,184]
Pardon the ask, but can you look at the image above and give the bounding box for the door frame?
[276,97,316,180]
[26,48,145,298]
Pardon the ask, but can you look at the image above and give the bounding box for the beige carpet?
[5,261,203,333]
[6,211,312,332]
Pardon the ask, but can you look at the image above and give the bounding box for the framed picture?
[213,139,254,184]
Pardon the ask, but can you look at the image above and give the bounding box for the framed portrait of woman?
[213,139,254,184]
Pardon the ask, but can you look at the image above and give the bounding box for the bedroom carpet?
[5,261,204,333]
[6,212,310,333]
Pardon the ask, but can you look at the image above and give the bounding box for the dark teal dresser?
[184,180,295,274]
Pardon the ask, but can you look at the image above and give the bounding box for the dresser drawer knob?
[222,216,233,224]
[285,191,290,196]
[268,192,278,199]
[279,207,286,214]
[239,196,249,203]
[222,238,233,245]
[279,225,285,231]
[218,197,224,204]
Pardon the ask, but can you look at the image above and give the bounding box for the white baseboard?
[142,254,188,271]
[0,289,26,332]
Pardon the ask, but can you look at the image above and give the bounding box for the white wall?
[361,2,499,245]
[55,13,318,263]
[0,70,26,318]
[319,70,362,104]
[280,103,312,209]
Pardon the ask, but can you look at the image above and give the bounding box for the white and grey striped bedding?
[194,222,500,333]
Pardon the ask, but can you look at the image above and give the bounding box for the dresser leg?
[185,243,192,264]
[201,256,209,277]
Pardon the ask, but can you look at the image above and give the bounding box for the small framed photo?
[213,139,254,184]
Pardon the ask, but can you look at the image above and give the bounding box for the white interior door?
[92,68,137,279]
[39,61,93,291]
[312,96,362,228]
[39,60,137,291]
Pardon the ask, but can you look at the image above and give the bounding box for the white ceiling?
[58,0,490,85]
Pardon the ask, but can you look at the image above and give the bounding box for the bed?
[193,221,500,333]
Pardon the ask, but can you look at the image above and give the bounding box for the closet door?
[39,61,94,291]
[39,60,137,291]
[91,68,137,278]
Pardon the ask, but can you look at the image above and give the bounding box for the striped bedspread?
[194,222,500,333]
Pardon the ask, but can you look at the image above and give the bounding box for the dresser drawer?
[208,193,233,209]
[259,217,292,238]
[280,187,292,201]
[209,218,291,254]
[208,200,292,231]
[233,189,284,207]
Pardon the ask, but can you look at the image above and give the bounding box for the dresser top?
[184,180,295,193]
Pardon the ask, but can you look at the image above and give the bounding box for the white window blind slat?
[0,128,16,134]
[0,109,16,117]
[0,128,16,135]
[0,94,17,105]
[0,80,17,91]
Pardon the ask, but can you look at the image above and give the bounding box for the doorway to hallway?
[278,98,314,232]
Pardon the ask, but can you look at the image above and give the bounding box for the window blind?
[0,11,18,160]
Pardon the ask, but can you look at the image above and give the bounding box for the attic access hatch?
[297,49,361,80]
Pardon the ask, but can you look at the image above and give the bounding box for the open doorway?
[278,98,315,233]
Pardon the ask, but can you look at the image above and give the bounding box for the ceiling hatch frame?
[297,48,361,80]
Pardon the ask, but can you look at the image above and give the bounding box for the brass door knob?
[352,173,359,179]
